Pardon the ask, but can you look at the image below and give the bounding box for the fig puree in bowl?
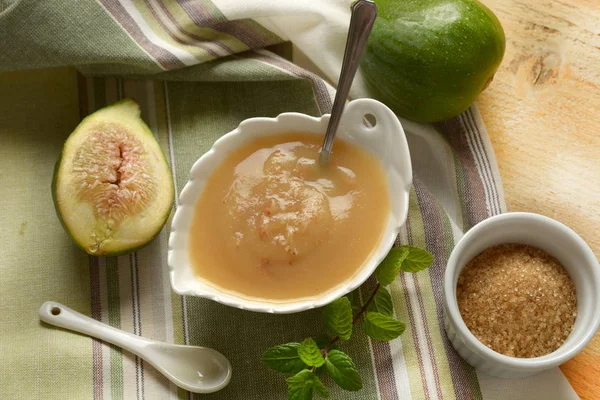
[188,132,390,301]
[168,98,412,313]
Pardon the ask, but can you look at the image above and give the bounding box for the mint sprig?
[374,246,409,285]
[286,369,330,399]
[324,350,363,391]
[363,312,406,341]
[262,343,307,374]
[323,297,353,340]
[263,245,434,399]
[402,246,435,273]
[368,287,394,317]
[298,338,326,367]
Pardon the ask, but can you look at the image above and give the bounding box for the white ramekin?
[168,99,412,313]
[444,212,600,378]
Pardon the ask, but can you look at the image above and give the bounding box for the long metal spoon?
[319,0,378,165]
[39,301,232,394]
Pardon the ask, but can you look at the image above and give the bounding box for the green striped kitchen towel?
[0,0,579,399]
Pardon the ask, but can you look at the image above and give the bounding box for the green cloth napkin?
[0,1,531,399]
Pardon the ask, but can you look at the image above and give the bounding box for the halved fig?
[52,99,174,256]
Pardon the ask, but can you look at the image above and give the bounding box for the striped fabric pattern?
[95,0,282,70]
[0,1,508,399]
[74,61,502,400]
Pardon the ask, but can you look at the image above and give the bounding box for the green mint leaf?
[367,287,394,317]
[346,289,362,311]
[324,350,363,391]
[262,343,307,374]
[323,297,353,340]
[286,369,330,400]
[312,374,330,398]
[374,247,409,286]
[286,370,314,400]
[363,312,406,341]
[298,338,326,367]
[401,246,434,273]
[313,335,334,376]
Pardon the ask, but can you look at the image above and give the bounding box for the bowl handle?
[340,98,413,191]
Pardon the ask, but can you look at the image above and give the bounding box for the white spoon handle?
[39,301,150,354]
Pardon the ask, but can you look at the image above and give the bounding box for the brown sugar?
[457,244,577,358]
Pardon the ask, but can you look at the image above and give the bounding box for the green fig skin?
[361,0,506,122]
[52,99,174,256]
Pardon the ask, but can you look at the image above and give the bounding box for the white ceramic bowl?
[444,212,600,378]
[168,99,412,313]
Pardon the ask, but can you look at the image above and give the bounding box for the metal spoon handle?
[320,0,377,165]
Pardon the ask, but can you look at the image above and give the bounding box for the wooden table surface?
[478,0,600,398]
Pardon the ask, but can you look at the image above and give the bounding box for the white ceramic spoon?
[39,301,232,394]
